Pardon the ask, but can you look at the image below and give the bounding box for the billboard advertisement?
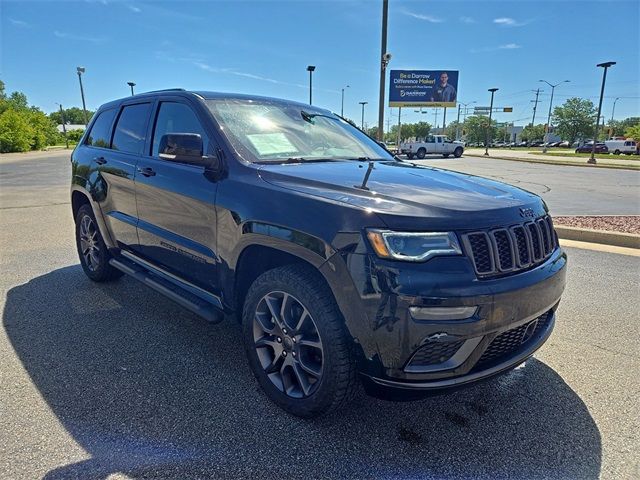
[389,70,459,108]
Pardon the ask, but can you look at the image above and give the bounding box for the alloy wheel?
[253,291,324,398]
[79,214,100,272]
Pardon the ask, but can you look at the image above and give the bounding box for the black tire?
[407,153,414,160]
[454,147,463,158]
[242,264,357,417]
[75,204,123,282]
[416,148,426,159]
[443,153,450,158]
[614,149,620,155]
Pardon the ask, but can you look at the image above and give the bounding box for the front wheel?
[614,149,621,155]
[454,147,463,158]
[242,265,357,417]
[75,204,123,282]
[416,148,426,159]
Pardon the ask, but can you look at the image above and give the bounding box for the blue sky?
[2,0,639,128]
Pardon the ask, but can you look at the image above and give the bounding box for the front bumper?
[320,246,567,397]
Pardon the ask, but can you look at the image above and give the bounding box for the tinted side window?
[152,102,208,157]
[112,103,152,155]
[85,108,116,148]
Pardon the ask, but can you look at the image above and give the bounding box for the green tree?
[413,121,431,139]
[66,128,85,143]
[609,117,640,137]
[624,124,640,141]
[49,107,94,125]
[552,97,596,144]
[463,115,497,145]
[27,109,59,149]
[445,120,461,140]
[521,124,546,143]
[0,109,34,152]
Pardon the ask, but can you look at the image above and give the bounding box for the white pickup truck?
[400,135,465,159]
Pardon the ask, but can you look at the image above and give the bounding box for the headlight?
[366,229,462,262]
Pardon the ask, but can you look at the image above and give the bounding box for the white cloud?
[126,4,141,13]
[494,17,527,27]
[499,43,522,49]
[401,9,444,23]
[54,30,107,43]
[459,16,476,24]
[10,18,30,27]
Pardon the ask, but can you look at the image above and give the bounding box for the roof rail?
[143,88,187,94]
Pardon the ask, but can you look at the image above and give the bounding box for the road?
[1,152,639,479]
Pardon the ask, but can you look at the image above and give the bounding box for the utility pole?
[396,107,402,151]
[610,97,620,134]
[589,62,616,164]
[306,66,316,105]
[484,88,498,156]
[442,107,447,131]
[434,108,439,129]
[341,85,349,117]
[359,101,368,130]
[540,79,570,152]
[76,67,88,126]
[455,101,476,140]
[377,0,389,141]
[57,103,69,149]
[531,88,542,126]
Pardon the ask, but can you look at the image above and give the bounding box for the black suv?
[71,90,566,417]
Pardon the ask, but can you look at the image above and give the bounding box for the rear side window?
[112,103,152,155]
[85,108,116,148]
[152,102,208,157]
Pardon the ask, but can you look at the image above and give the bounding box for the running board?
[109,257,225,324]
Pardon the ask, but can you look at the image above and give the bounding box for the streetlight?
[610,97,621,133]
[341,85,350,117]
[306,65,316,105]
[484,88,498,156]
[359,101,368,130]
[127,81,136,96]
[456,101,476,140]
[55,103,69,149]
[539,79,570,152]
[76,66,88,126]
[377,0,390,141]
[589,61,616,165]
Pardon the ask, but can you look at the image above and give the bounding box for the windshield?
[205,99,394,163]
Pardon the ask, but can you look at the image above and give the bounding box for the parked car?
[71,90,566,417]
[604,139,637,155]
[575,142,608,154]
[558,141,571,148]
[400,135,465,159]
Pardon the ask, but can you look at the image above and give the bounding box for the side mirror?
[158,133,203,164]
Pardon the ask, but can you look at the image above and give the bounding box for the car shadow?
[4,266,601,479]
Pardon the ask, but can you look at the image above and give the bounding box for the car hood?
[257,160,546,230]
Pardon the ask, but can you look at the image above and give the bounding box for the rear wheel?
[407,153,414,160]
[242,264,357,417]
[75,204,123,282]
[416,148,426,159]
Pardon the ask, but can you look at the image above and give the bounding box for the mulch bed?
[553,216,640,235]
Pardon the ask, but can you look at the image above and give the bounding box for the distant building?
[56,124,84,133]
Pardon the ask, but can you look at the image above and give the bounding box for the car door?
[133,98,219,291]
[88,103,151,247]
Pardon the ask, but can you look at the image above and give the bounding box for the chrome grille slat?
[462,215,558,278]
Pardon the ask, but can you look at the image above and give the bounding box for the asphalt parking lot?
[1,152,639,479]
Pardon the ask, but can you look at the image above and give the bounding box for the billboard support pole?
[377,0,389,142]
[396,107,402,151]
[455,104,461,140]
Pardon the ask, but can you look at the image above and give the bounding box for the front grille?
[474,311,552,370]
[462,215,557,278]
[407,340,465,368]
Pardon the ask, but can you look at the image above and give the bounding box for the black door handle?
[94,157,107,165]
[138,167,156,177]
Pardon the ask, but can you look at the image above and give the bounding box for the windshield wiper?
[254,157,339,165]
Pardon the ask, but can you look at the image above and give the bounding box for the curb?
[555,225,640,249]
[464,153,640,171]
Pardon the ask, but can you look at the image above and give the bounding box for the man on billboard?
[432,72,457,102]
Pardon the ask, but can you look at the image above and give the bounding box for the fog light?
[409,306,478,321]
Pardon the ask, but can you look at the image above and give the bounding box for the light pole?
[539,79,570,152]
[127,81,136,96]
[56,103,69,149]
[484,88,498,156]
[359,101,368,130]
[306,65,316,105]
[456,101,475,140]
[589,61,616,165]
[610,96,620,134]
[377,0,390,141]
[76,67,88,126]
[341,85,350,117]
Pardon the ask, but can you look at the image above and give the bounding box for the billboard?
[389,70,459,108]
